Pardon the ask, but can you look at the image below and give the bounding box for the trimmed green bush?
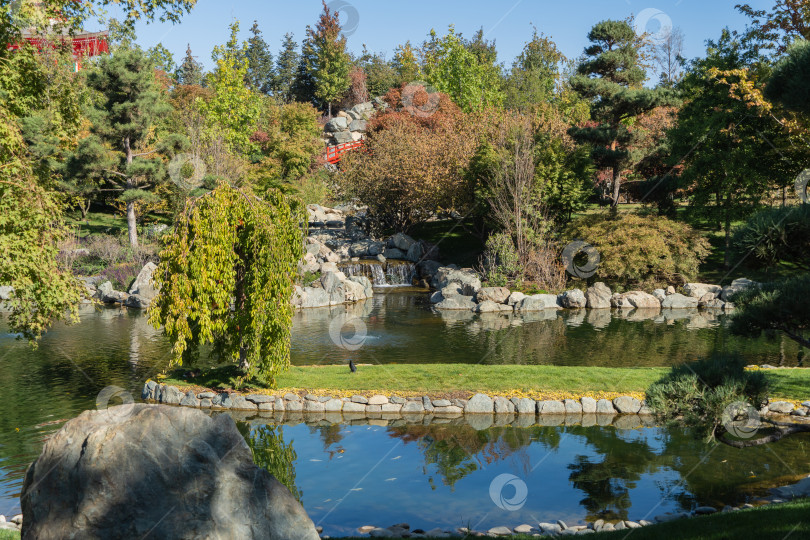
[731,204,810,270]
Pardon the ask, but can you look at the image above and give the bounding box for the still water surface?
[0,292,806,531]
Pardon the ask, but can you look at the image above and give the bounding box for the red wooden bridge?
[325,140,364,164]
[7,29,109,71]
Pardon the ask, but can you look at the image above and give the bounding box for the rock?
[342,401,366,413]
[596,399,616,414]
[406,242,424,262]
[230,395,258,411]
[433,267,481,295]
[474,300,504,313]
[401,401,424,413]
[368,395,389,406]
[488,526,512,535]
[564,399,583,414]
[465,393,494,414]
[683,283,722,299]
[585,282,612,309]
[21,405,319,539]
[506,291,526,306]
[389,232,416,252]
[127,262,159,306]
[351,395,369,404]
[348,119,367,132]
[721,278,757,301]
[514,524,534,533]
[160,385,184,405]
[435,295,476,310]
[611,291,660,309]
[325,116,348,132]
[0,285,14,300]
[559,289,587,309]
[513,398,536,415]
[652,289,666,302]
[299,287,330,308]
[475,287,511,304]
[581,397,597,414]
[539,523,562,534]
[180,390,200,407]
[666,285,676,295]
[769,401,795,414]
[613,396,642,414]
[382,247,405,260]
[661,293,699,309]
[540,400,565,414]
[516,294,560,311]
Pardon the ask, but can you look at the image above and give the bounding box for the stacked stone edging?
[142,382,810,422]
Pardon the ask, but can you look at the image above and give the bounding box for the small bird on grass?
[349,360,357,373]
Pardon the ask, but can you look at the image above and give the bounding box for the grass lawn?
[66,209,171,238]
[160,364,810,403]
[0,531,18,540]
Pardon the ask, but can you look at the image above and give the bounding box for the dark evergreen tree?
[569,19,676,207]
[275,32,300,101]
[175,44,204,86]
[76,48,183,247]
[244,20,275,94]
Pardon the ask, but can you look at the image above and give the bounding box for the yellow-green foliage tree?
[199,21,262,155]
[149,183,304,385]
[0,105,84,340]
[565,213,711,289]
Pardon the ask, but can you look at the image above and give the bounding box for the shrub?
[564,213,711,289]
[731,204,810,270]
[646,353,769,440]
[730,274,810,349]
[480,232,520,286]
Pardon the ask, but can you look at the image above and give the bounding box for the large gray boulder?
[433,267,481,295]
[682,283,722,299]
[475,287,510,304]
[435,295,476,310]
[661,293,699,309]
[516,294,560,311]
[611,291,660,310]
[127,262,159,306]
[585,282,611,309]
[720,278,756,302]
[21,404,319,540]
[299,287,330,308]
[389,232,416,252]
[559,289,586,309]
[325,116,348,132]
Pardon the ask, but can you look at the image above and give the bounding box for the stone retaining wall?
[142,382,810,422]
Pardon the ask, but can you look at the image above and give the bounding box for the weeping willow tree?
[148,183,304,386]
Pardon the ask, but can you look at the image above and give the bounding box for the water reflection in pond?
[239,416,810,537]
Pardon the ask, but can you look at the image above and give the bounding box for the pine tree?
[303,1,351,116]
[244,20,275,94]
[569,19,676,208]
[275,32,299,101]
[79,48,178,247]
[176,44,204,86]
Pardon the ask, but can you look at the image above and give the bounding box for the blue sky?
[99,0,774,72]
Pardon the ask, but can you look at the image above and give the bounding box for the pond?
[0,291,806,527]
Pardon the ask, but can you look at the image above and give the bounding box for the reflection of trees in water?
[239,422,302,502]
[386,425,560,489]
[566,428,673,522]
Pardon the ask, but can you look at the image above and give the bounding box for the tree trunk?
[124,136,138,248]
[723,195,731,270]
[80,200,90,221]
[328,102,332,118]
[610,166,621,208]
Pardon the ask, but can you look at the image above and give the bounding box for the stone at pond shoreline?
[465,393,494,414]
[21,404,320,540]
[516,294,560,311]
[475,286,511,304]
[596,399,616,414]
[581,396,597,413]
[612,291,660,310]
[613,396,642,414]
[585,282,612,309]
[506,291,526,306]
[559,288,587,309]
[475,300,513,313]
[432,267,481,295]
[683,283,722,299]
[661,293,699,309]
[127,261,159,306]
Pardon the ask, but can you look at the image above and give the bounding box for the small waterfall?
[340,261,416,286]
